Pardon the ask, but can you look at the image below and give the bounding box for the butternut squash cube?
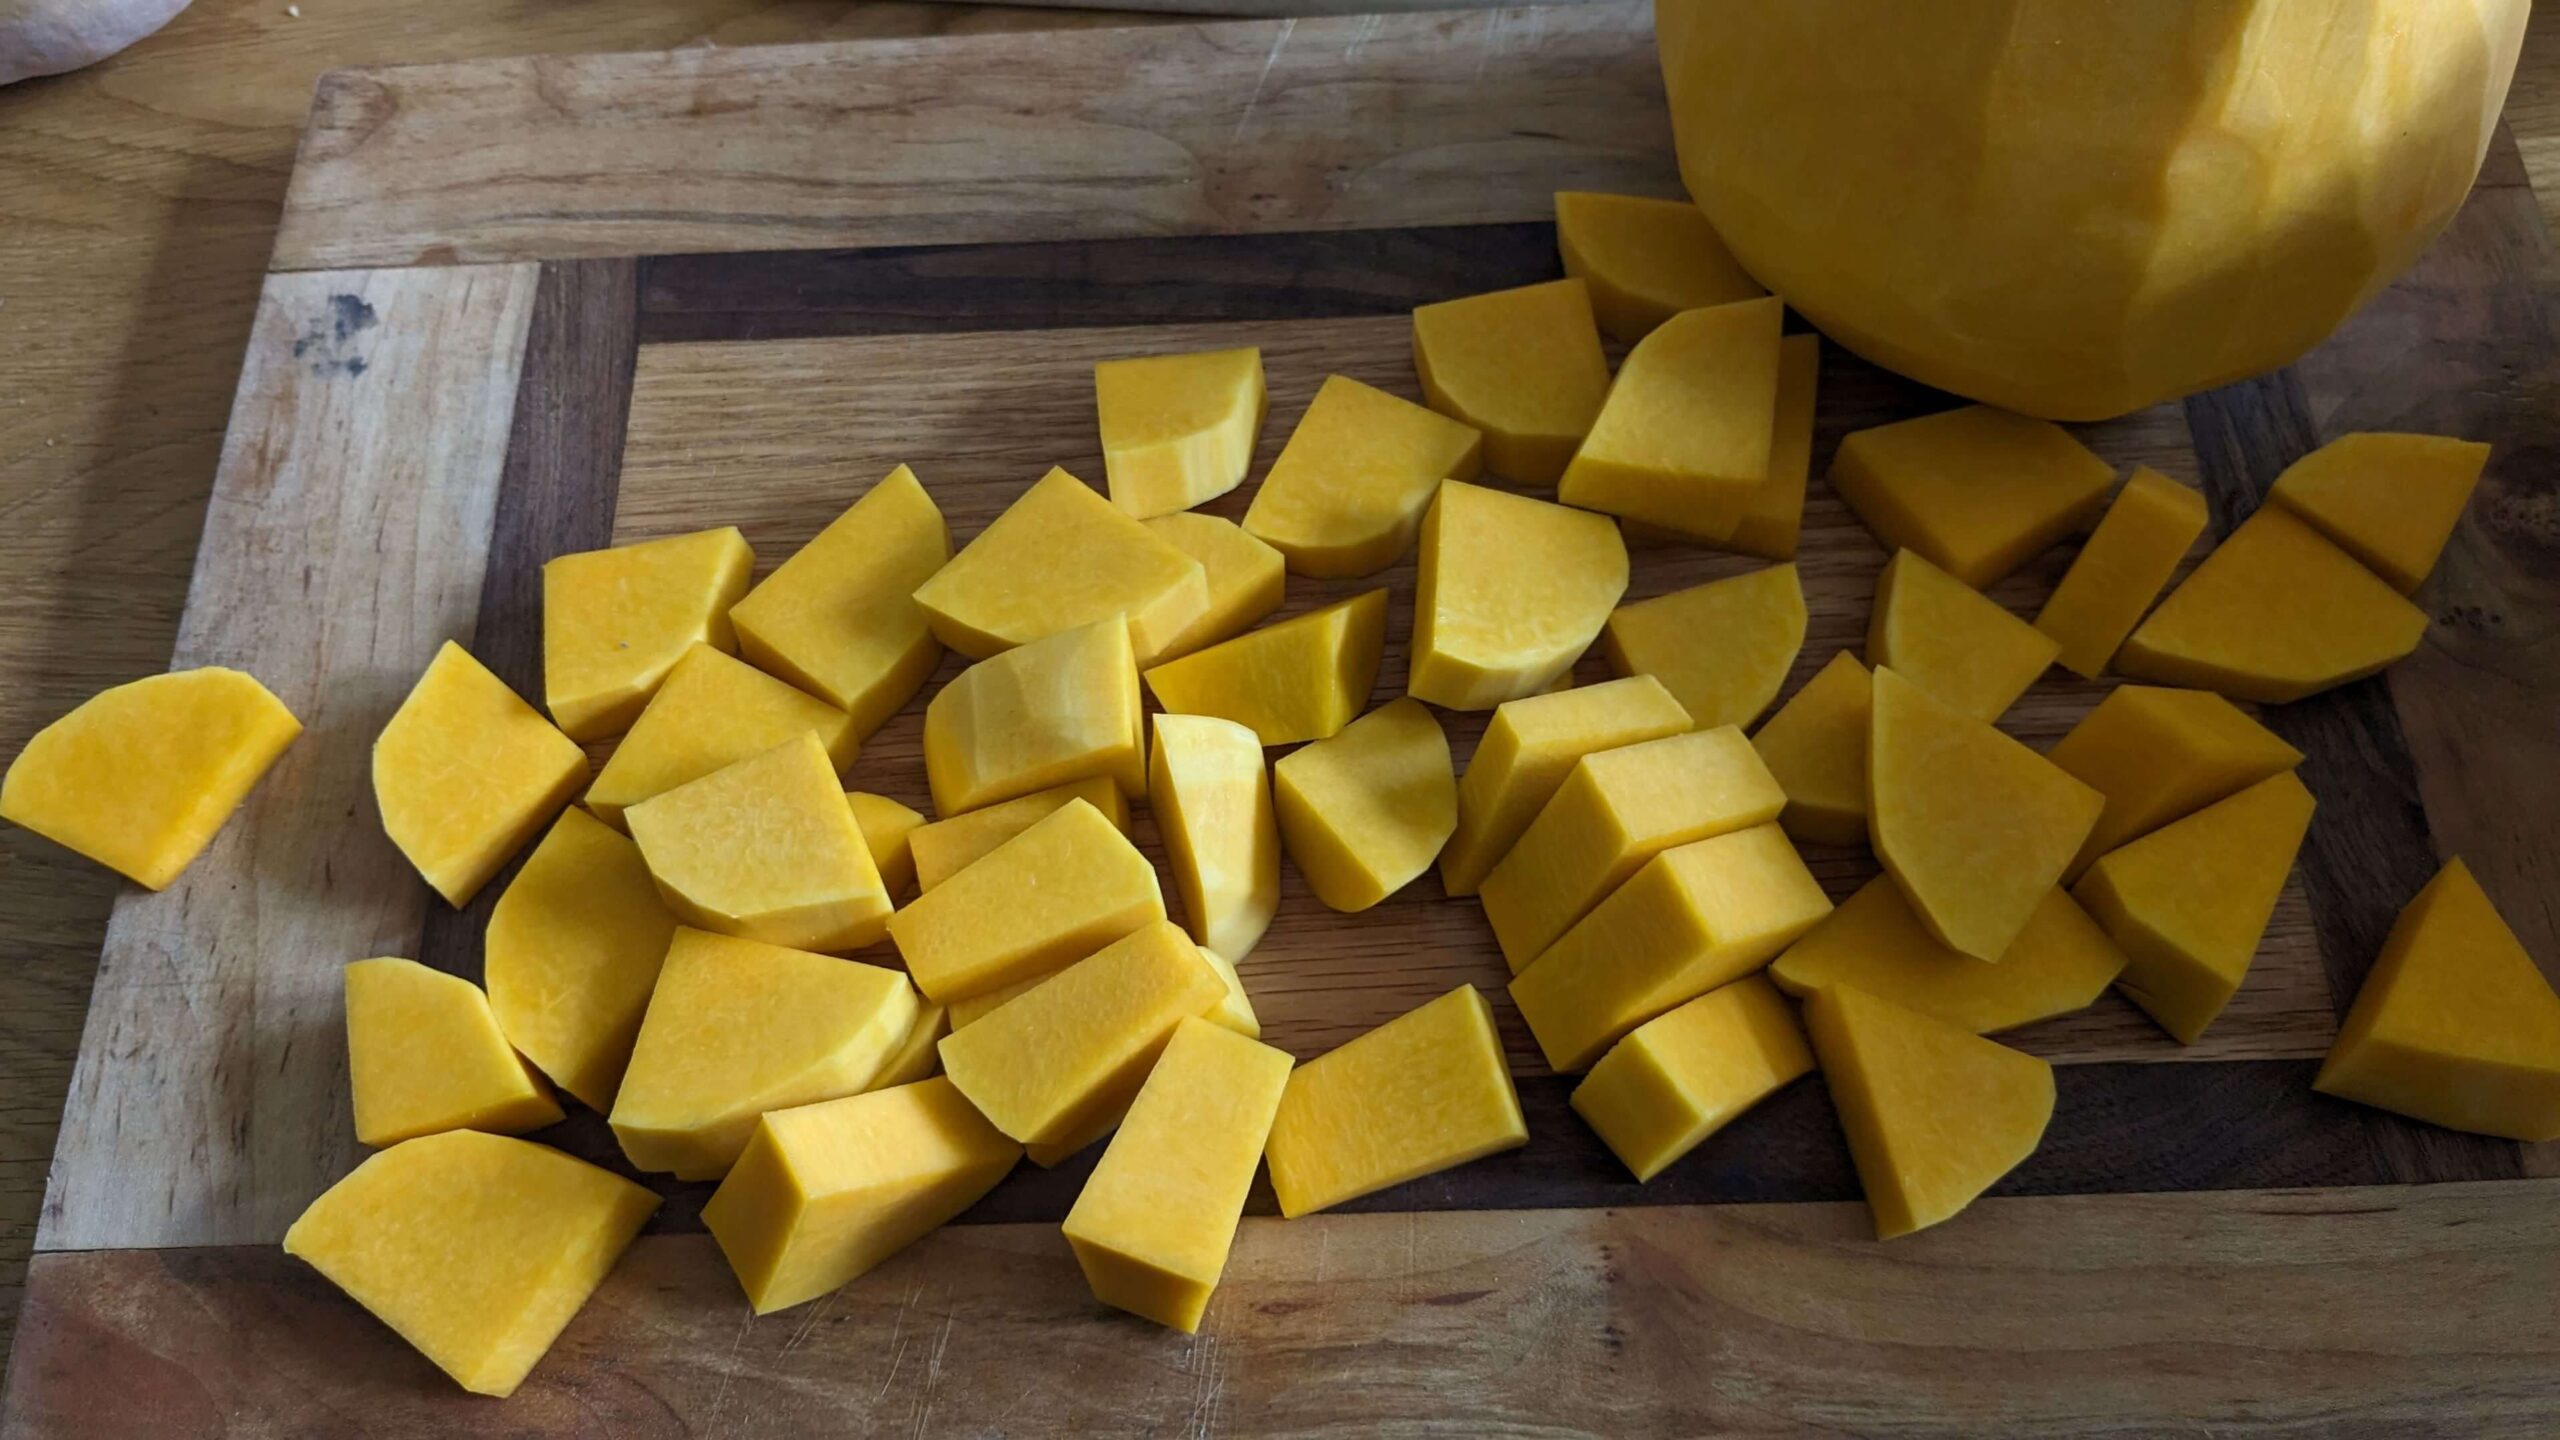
[1199,947,1262,1039]
[608,928,918,1179]
[541,525,754,741]
[1096,347,1267,519]
[728,465,950,737]
[1064,1017,1294,1332]
[1571,975,1812,1181]
[2268,432,2489,593]
[282,1131,657,1397]
[2117,505,2430,703]
[1723,334,1822,561]
[1272,698,1456,913]
[345,957,562,1147]
[1828,406,2116,588]
[486,807,680,1112]
[0,666,300,891]
[1480,726,1786,971]
[2073,772,2315,1045]
[1412,279,1611,485]
[1558,297,1785,538]
[923,618,1143,817]
[914,466,1207,665]
[1263,985,1527,1217]
[375,642,587,906]
[2048,685,2303,882]
[1143,589,1386,747]
[888,798,1165,1002]
[1769,878,2126,1035]
[1151,714,1281,960]
[1866,549,2059,721]
[2034,466,2208,678]
[1602,563,1807,731]
[1554,190,1766,344]
[847,791,925,898]
[867,1004,949,1090]
[908,775,1132,893]
[702,1077,1019,1315]
[1411,479,1630,709]
[584,643,857,829]
[1142,512,1287,660]
[1441,674,1693,897]
[1804,984,2054,1241]
[1242,375,1484,578]
[2316,858,2560,1141]
[1748,650,1871,847]
[1870,667,2103,962]
[626,733,893,954]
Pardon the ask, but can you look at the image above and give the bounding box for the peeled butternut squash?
[913,466,1207,665]
[1554,191,1765,344]
[1095,347,1266,519]
[1603,563,1806,732]
[1829,407,2115,589]
[1272,699,1455,913]
[2267,432,2490,593]
[1244,375,1483,578]
[2034,467,2209,679]
[1412,279,1611,485]
[1143,590,1386,747]
[542,526,753,742]
[922,618,1144,817]
[375,643,586,907]
[1558,297,1785,539]
[1410,479,1629,710]
[729,465,949,738]
[1866,549,2058,722]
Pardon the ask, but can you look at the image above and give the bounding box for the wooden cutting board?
[5,6,2558,1434]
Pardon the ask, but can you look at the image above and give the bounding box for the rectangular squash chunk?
[2034,466,2209,678]
[907,775,1133,893]
[1441,674,1694,897]
[888,798,1165,1003]
[1263,985,1526,1218]
[1570,975,1812,1182]
[1062,1017,1294,1332]
[729,465,950,737]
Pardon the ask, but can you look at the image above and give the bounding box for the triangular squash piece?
[2048,685,2302,882]
[2267,433,2488,593]
[1770,878,2125,1035]
[1866,549,2058,721]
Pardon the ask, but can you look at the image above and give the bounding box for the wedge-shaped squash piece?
[627,733,893,954]
[1555,190,1766,344]
[1480,726,1786,970]
[1602,563,1806,731]
[1143,512,1287,660]
[1,666,300,890]
[702,1077,1019,1315]
[847,791,925,898]
[486,807,680,1112]
[2116,507,2428,704]
[923,618,1143,817]
[908,775,1132,893]
[2268,433,2489,593]
[1867,549,2058,721]
[1870,667,2102,962]
[2034,466,2208,678]
[888,798,1165,1002]
[1263,985,1527,1217]
[2316,858,2560,1141]
[1151,714,1281,960]
[2073,772,2314,1045]
[376,642,587,906]
[1097,347,1267,519]
[1243,375,1484,577]
[1065,1017,1294,1332]
[609,929,917,1180]
[867,1004,949,1090]
[1805,984,2054,1240]
[1723,334,1822,561]
[1770,879,2126,1035]
[1748,650,1871,847]
[1199,948,1261,1039]
[1272,698,1456,913]
[729,465,949,737]
[912,466,1208,665]
[2048,685,2303,882]
[345,957,563,1147]
[1571,975,1812,1181]
[1413,279,1612,485]
[1410,480,1630,709]
[1559,297,1785,538]
[1442,675,1693,897]
[585,643,857,829]
[542,525,754,741]
[283,1131,657,1397]
[1143,589,1386,747]
[1829,406,2115,588]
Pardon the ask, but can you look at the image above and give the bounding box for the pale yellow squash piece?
[888,798,1165,1002]
[1143,589,1387,747]
[608,928,918,1180]
[1869,667,2103,962]
[2048,685,2302,882]
[1096,347,1267,519]
[1558,297,1785,539]
[729,465,950,737]
[2268,432,2490,593]
[2316,858,2560,1141]
[1198,947,1262,1039]
[1412,278,1612,485]
[1723,334,1822,561]
[1571,975,1812,1181]
[1410,479,1630,709]
[1151,713,1281,960]
[867,1004,949,1090]
[1804,983,2054,1241]
[486,807,681,1112]
[2073,772,2315,1045]
[1064,1017,1294,1332]
[542,525,754,741]
[1480,726,1786,971]
[922,618,1143,817]
[1272,698,1456,913]
[1828,406,2116,588]
[375,642,587,906]
[1142,512,1287,660]
[627,733,893,954]
[914,466,1207,665]
[1602,563,1807,731]
[1748,650,1872,847]
[1555,190,1767,344]
[0,666,300,891]
[1242,375,1484,578]
[909,775,1132,893]
[702,1077,1019,1315]
[1441,674,1693,897]
[283,1130,658,1397]
[345,957,562,1147]
[1769,878,2127,1035]
[2034,466,2208,678]
[1264,986,1525,1217]
[1867,549,2059,721]
[847,791,925,898]
[584,643,857,829]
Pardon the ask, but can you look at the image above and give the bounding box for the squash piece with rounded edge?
[1828,407,2115,588]
[1144,589,1386,747]
[1724,335,1822,561]
[0,666,300,891]
[1558,297,1785,539]
[1769,878,2126,1035]
[1555,190,1766,344]
[2268,433,2489,593]
[1413,279,1611,486]
[1411,479,1629,710]
[1243,375,1483,578]
[729,465,949,737]
[1272,699,1456,913]
[1151,714,1281,961]
[2034,466,2208,678]
[1097,347,1267,519]
[541,525,754,741]
[282,1131,657,1397]
[1603,563,1806,731]
[910,776,1130,892]
[1142,512,1286,660]
[376,642,587,906]
[486,807,681,1113]
[1442,674,1693,897]
[1571,975,1812,1182]
[1867,549,2058,721]
[888,798,1165,1003]
[627,733,893,954]
[2048,685,2302,882]
[912,466,1208,665]
[345,957,563,1147]
[923,618,1143,817]
[847,791,925,898]
[584,643,857,829]
[1749,650,1871,848]
[867,1004,949,1091]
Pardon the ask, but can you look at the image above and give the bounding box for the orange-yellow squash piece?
[1828,407,2115,588]
[627,733,893,954]
[1410,479,1629,709]
[1413,279,1612,486]
[485,806,681,1112]
[1748,650,1872,847]
[1723,334,1822,561]
[1558,297,1785,539]
[1441,674,1693,897]
[888,798,1165,1003]
[912,466,1208,665]
[2034,467,2208,678]
[375,642,587,907]
[1242,375,1484,578]
[1866,549,2058,721]
[2047,685,2302,882]
[541,525,754,741]
[908,775,1131,893]
[1151,713,1281,961]
[584,643,857,829]
[1096,347,1267,519]
[1571,975,1812,1182]
[2268,433,2490,594]
[1554,190,1767,344]
[922,618,1144,816]
[729,465,950,737]
[1603,563,1806,731]
[1143,589,1387,747]
[344,957,562,1147]
[1769,878,2126,1036]
[1141,512,1287,660]
[847,791,925,898]
[1273,698,1456,913]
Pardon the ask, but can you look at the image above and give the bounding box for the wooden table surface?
[0,0,2556,1371]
